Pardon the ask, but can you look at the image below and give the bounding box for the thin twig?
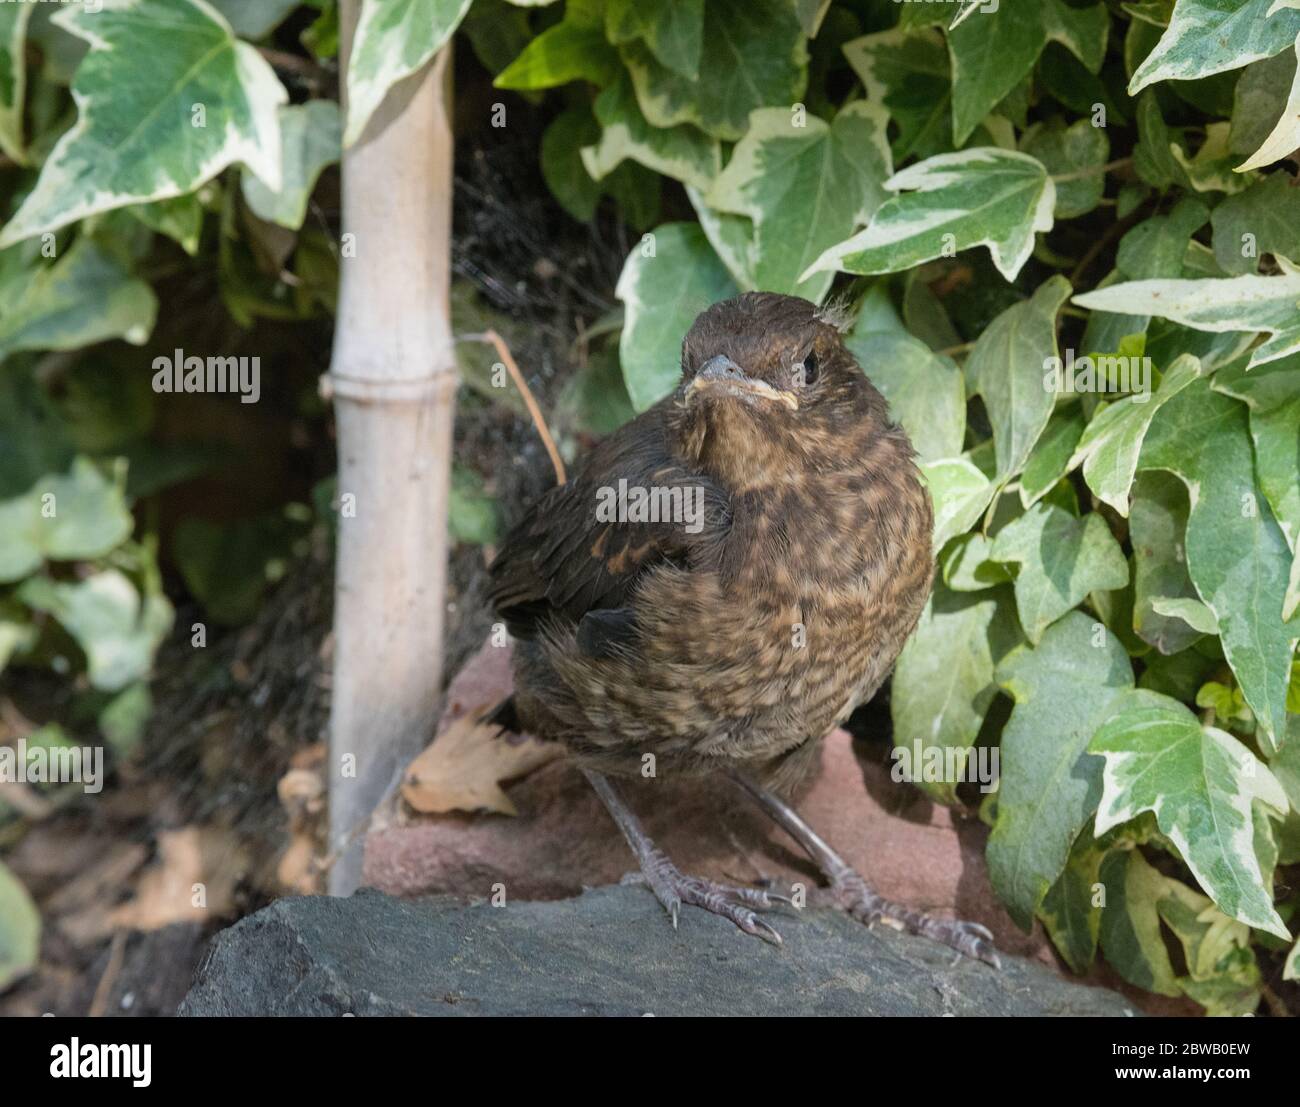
[470,330,567,486]
[89,930,128,1017]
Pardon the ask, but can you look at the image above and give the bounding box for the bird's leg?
[727,769,1000,968]
[582,768,785,945]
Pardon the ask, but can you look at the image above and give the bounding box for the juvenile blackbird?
[487,291,997,965]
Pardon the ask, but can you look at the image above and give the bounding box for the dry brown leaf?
[276,831,322,894]
[107,826,248,932]
[402,706,562,816]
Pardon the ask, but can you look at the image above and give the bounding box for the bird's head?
[669,292,889,490]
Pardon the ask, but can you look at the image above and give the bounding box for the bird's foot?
[830,868,1000,969]
[622,849,787,946]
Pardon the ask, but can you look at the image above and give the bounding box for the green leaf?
[808,148,1054,285]
[1129,0,1300,93]
[615,222,737,411]
[0,4,33,163]
[1019,406,1087,508]
[0,0,286,247]
[1130,470,1205,654]
[842,27,951,163]
[173,513,296,626]
[1098,848,1183,996]
[1039,832,1107,974]
[620,0,806,142]
[1139,378,1296,750]
[605,0,703,80]
[582,72,720,193]
[920,455,995,552]
[541,106,602,222]
[0,236,157,359]
[1074,264,1300,369]
[1117,197,1210,280]
[969,275,1072,485]
[987,611,1135,930]
[1090,696,1289,938]
[449,464,499,546]
[686,184,755,289]
[891,583,1019,805]
[947,3,1047,145]
[18,568,173,691]
[991,503,1129,644]
[347,0,471,144]
[0,860,39,991]
[209,0,300,39]
[0,457,134,583]
[128,193,206,256]
[846,332,963,463]
[496,0,618,90]
[1211,172,1300,276]
[1020,117,1110,219]
[1230,45,1295,159]
[705,102,891,302]
[1068,353,1202,515]
[242,100,341,230]
[1171,122,1257,194]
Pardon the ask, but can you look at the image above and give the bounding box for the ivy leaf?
[581,72,720,193]
[806,148,1055,284]
[991,502,1130,644]
[1211,173,1300,276]
[209,0,300,39]
[0,861,39,991]
[1128,0,1300,93]
[605,0,702,81]
[0,237,156,359]
[987,611,1135,930]
[686,184,755,289]
[495,0,617,91]
[847,332,963,463]
[347,0,471,144]
[615,222,737,411]
[1019,406,1087,508]
[1068,353,1201,515]
[1130,471,1205,655]
[0,0,286,247]
[968,275,1072,485]
[541,106,602,222]
[1039,832,1107,974]
[1073,265,1300,369]
[1139,378,1296,751]
[842,27,951,164]
[1090,696,1290,939]
[1230,45,1295,160]
[241,101,340,230]
[920,456,995,551]
[0,3,33,163]
[1171,122,1257,194]
[891,583,1019,805]
[1020,117,1110,219]
[17,568,173,692]
[620,0,806,142]
[1098,848,1183,996]
[706,103,891,302]
[129,194,206,256]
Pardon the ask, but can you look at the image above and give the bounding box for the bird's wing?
[487,405,730,638]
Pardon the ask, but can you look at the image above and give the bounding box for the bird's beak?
[686,355,798,410]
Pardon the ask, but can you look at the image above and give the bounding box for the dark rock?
[179,885,1136,1017]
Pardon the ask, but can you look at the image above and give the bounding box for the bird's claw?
[624,852,786,946]
[832,870,1001,969]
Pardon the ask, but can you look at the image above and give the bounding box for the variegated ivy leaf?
[1230,46,1296,159]
[1129,0,1300,93]
[1073,264,1300,369]
[1287,937,1300,981]
[242,101,341,230]
[920,456,995,552]
[346,0,472,146]
[1130,471,1206,655]
[0,3,33,163]
[1211,173,1300,276]
[1090,696,1290,939]
[842,27,951,164]
[968,275,1072,485]
[987,611,1135,930]
[1139,378,1297,752]
[605,0,703,81]
[1171,122,1257,194]
[209,0,300,39]
[686,185,755,290]
[581,73,720,195]
[947,0,1109,145]
[1068,353,1202,515]
[890,583,1019,806]
[1019,407,1087,508]
[495,0,617,92]
[620,0,806,142]
[0,237,157,358]
[0,0,285,248]
[1038,830,1108,974]
[616,222,737,411]
[705,103,891,302]
[1237,38,1300,171]
[1098,847,1182,996]
[990,502,1129,645]
[1020,117,1110,219]
[805,148,1055,284]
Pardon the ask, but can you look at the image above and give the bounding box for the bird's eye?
[797,352,819,386]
